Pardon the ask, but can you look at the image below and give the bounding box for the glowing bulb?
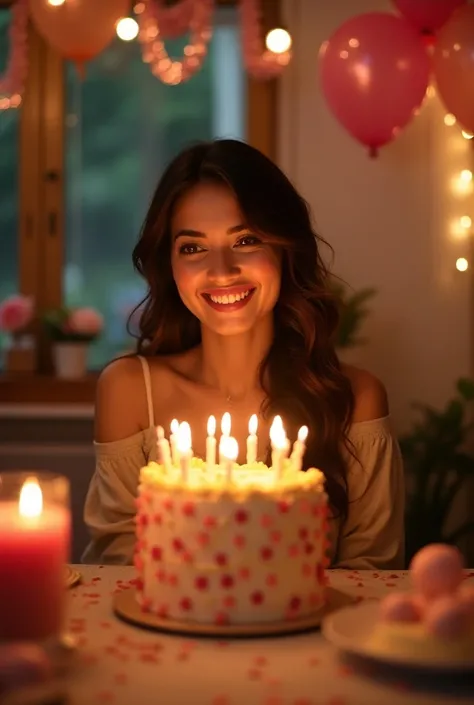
[456,257,469,272]
[116,17,139,41]
[460,215,472,229]
[265,28,292,54]
[462,130,474,140]
[460,170,473,183]
[47,0,66,5]
[444,113,456,127]
[18,478,43,518]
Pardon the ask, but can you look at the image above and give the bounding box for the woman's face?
[171,182,281,337]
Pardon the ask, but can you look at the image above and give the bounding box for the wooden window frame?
[0,0,280,405]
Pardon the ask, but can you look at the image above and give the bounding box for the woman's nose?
[206,248,241,281]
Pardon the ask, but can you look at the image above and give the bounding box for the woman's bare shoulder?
[95,356,156,442]
[341,363,389,423]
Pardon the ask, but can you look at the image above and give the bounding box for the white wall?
[278,0,473,433]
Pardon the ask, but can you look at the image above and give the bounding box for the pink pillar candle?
[0,473,70,642]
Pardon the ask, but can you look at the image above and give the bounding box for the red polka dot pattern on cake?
[235,509,249,524]
[135,467,328,624]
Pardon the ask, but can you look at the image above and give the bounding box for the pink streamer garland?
[239,0,291,80]
[0,0,29,110]
[137,0,214,85]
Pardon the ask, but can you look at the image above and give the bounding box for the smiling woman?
[83,138,405,573]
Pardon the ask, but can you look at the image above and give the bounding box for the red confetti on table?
[211,696,231,705]
[248,667,262,680]
[97,691,115,703]
[114,673,128,685]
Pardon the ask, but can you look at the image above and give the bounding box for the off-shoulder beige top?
[82,357,405,569]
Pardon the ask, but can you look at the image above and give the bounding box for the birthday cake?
[368,544,474,664]
[133,415,330,626]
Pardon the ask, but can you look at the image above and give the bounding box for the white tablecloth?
[60,565,474,705]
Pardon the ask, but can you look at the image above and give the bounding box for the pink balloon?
[29,0,130,71]
[392,0,467,36]
[319,13,430,156]
[433,4,474,134]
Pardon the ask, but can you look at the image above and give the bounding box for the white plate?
[322,601,474,673]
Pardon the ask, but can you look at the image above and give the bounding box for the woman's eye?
[235,234,261,248]
[179,243,203,255]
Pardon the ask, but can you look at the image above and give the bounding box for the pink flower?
[67,307,103,337]
[0,295,34,333]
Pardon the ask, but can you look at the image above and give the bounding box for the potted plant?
[330,279,377,350]
[43,306,103,379]
[400,378,474,565]
[0,294,35,373]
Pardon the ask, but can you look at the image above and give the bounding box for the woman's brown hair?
[131,139,355,519]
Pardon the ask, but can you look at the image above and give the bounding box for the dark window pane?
[64,8,245,369]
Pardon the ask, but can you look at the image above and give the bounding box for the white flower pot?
[53,342,88,380]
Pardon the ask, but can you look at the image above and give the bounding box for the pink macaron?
[410,544,464,600]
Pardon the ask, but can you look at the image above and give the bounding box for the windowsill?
[0,373,98,407]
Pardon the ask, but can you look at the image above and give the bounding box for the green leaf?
[457,378,474,401]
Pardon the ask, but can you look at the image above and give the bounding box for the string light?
[460,215,472,230]
[265,28,292,54]
[462,130,474,140]
[116,17,139,41]
[444,113,456,127]
[47,0,66,5]
[456,257,469,272]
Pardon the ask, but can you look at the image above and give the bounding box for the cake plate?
[113,586,352,638]
[323,601,474,673]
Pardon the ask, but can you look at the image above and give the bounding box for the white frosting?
[134,459,329,625]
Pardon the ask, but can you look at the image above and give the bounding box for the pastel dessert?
[368,544,474,663]
[133,416,330,626]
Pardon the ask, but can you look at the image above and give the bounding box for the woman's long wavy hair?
[131,139,355,519]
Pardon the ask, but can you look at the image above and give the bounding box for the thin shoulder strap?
[137,355,155,428]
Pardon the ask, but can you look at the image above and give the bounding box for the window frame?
[0,0,281,404]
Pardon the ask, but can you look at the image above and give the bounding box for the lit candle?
[221,436,239,483]
[170,418,179,466]
[219,412,231,465]
[0,473,70,642]
[177,421,192,483]
[206,415,217,474]
[291,425,308,471]
[270,415,288,482]
[246,413,258,464]
[156,425,171,470]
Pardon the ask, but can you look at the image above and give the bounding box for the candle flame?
[170,418,179,435]
[177,421,192,453]
[222,436,239,461]
[297,425,308,443]
[270,416,287,449]
[18,478,43,518]
[221,412,231,436]
[207,415,216,437]
[248,413,258,435]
